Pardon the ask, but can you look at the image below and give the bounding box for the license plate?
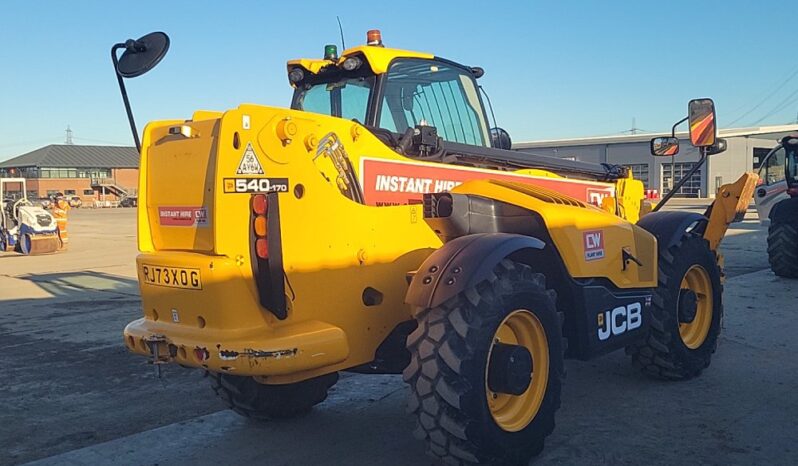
[140,264,202,290]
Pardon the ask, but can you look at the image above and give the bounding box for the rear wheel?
[19,233,32,255]
[210,371,338,420]
[627,235,723,380]
[404,260,564,465]
[767,221,798,278]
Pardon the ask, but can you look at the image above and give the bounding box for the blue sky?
[1,0,796,161]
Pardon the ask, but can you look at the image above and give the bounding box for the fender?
[769,196,798,226]
[636,211,707,253]
[405,233,545,309]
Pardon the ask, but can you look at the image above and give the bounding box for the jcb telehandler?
[114,31,756,464]
[753,135,798,277]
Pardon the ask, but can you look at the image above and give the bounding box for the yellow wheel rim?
[678,265,713,349]
[486,310,549,432]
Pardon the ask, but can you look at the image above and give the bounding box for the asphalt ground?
[1,205,795,465]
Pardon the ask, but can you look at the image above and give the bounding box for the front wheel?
[404,260,564,465]
[767,221,798,278]
[19,233,33,255]
[210,371,338,420]
[627,235,723,380]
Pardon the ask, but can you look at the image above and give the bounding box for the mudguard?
[636,211,707,253]
[405,232,545,309]
[769,196,798,226]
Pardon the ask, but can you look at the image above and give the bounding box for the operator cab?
[287,30,504,151]
[753,135,798,223]
[785,136,798,188]
[285,30,627,181]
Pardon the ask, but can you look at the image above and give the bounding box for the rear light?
[255,238,269,259]
[252,194,268,215]
[254,216,267,237]
[250,192,286,319]
[252,194,268,258]
[341,56,363,71]
[788,187,798,197]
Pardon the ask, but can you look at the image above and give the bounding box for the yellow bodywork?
[451,179,656,287]
[703,172,758,251]
[287,45,434,79]
[124,102,654,384]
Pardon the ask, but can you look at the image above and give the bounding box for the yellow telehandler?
[113,31,756,464]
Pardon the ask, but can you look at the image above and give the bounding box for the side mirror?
[782,135,798,146]
[688,98,717,148]
[706,138,727,156]
[490,127,512,150]
[111,31,170,152]
[650,137,680,156]
[115,32,170,78]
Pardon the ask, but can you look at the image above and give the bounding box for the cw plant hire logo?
[583,230,605,261]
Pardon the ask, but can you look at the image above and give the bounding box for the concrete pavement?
[2,208,795,465]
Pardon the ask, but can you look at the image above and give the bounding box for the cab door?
[755,145,789,225]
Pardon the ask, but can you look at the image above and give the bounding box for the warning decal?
[236,142,264,175]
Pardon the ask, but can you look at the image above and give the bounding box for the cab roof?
[287,45,434,76]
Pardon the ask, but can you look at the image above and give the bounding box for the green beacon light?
[324,44,338,60]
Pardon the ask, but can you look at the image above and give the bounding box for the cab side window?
[758,147,785,185]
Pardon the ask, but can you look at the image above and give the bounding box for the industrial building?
[0,144,138,203]
[514,124,798,197]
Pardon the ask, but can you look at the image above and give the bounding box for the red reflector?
[194,347,209,362]
[256,238,269,259]
[367,29,382,46]
[252,195,268,215]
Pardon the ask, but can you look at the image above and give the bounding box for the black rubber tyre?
[210,371,338,420]
[403,259,564,465]
[767,221,798,278]
[19,233,32,255]
[627,235,723,380]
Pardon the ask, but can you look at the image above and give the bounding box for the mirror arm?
[651,148,708,212]
[112,43,141,152]
[671,116,688,138]
[478,86,500,146]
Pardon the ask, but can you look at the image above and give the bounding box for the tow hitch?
[144,334,173,378]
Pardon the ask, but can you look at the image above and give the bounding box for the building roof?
[513,124,798,149]
[0,144,138,169]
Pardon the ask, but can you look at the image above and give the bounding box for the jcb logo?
[598,302,642,341]
[223,177,289,194]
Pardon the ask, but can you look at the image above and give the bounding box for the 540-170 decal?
[223,178,289,194]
